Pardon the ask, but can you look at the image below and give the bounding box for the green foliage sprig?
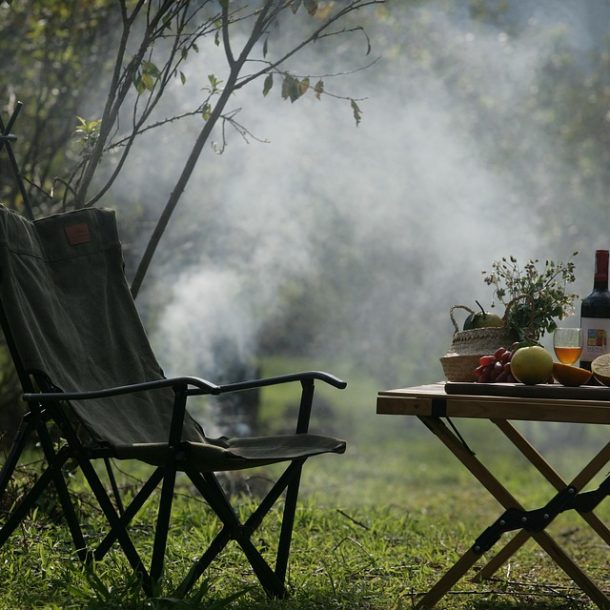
[482,254,578,342]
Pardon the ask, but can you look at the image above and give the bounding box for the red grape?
[473,346,515,384]
[493,347,506,360]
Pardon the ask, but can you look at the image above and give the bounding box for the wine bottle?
[580,249,610,370]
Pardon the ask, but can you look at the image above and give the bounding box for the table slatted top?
[377,382,610,424]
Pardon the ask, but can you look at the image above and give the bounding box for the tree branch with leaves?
[2,0,384,297]
[124,0,384,297]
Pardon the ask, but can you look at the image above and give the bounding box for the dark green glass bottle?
[580,249,610,370]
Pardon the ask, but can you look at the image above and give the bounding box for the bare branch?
[221,2,235,67]
[234,0,384,90]
[73,2,140,205]
[85,6,220,208]
[130,0,279,298]
[127,0,147,25]
[76,0,178,206]
[223,109,271,145]
[107,103,213,150]
[242,55,381,100]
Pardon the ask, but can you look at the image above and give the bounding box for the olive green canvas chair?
[0,205,346,597]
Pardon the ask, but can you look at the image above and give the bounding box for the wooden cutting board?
[445,381,610,401]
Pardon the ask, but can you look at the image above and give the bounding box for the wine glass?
[553,328,583,365]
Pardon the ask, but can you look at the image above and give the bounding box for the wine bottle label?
[580,316,610,362]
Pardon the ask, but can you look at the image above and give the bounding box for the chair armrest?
[23,376,219,404]
[214,370,347,394]
[213,371,347,435]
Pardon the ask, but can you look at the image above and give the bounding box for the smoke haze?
[109,2,610,392]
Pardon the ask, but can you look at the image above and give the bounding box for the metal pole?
[0,101,35,221]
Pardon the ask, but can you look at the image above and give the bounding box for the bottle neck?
[593,250,609,291]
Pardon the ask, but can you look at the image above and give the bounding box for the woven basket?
[440,305,515,382]
[440,354,482,383]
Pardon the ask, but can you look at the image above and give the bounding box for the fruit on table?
[552,362,592,387]
[463,300,504,330]
[591,353,610,386]
[474,345,518,383]
[510,345,553,385]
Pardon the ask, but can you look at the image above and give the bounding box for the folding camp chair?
[0,205,346,597]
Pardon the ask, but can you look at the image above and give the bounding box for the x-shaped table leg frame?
[414,415,610,610]
[475,420,610,582]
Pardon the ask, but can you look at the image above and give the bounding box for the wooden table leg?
[474,422,610,580]
[531,529,610,609]
[472,530,529,582]
[418,416,610,609]
[414,548,480,609]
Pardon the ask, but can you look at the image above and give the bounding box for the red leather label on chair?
[65,223,91,246]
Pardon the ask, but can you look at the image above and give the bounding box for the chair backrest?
[0,205,205,448]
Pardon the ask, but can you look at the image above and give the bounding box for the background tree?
[1,0,383,292]
[0,0,118,210]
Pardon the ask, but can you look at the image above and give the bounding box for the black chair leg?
[51,412,154,592]
[238,535,286,598]
[77,455,152,594]
[0,417,33,499]
[35,425,88,562]
[275,462,304,584]
[200,471,285,597]
[0,428,91,564]
[0,452,63,549]
[181,466,306,598]
[150,467,176,585]
[95,467,164,560]
[176,524,232,596]
[103,457,125,516]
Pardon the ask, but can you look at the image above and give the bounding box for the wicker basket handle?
[450,295,536,336]
[449,305,475,334]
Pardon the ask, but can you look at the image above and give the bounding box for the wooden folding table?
[377,382,610,609]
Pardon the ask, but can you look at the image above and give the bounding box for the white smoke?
[109,2,605,385]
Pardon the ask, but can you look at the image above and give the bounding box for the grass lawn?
[0,360,609,609]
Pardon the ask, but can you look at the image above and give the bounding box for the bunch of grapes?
[474,345,519,383]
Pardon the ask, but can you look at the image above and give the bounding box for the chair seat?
[112,434,346,472]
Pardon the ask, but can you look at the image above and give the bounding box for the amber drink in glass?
[553,328,583,365]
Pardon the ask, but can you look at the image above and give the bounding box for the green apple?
[463,301,504,330]
[510,346,553,385]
